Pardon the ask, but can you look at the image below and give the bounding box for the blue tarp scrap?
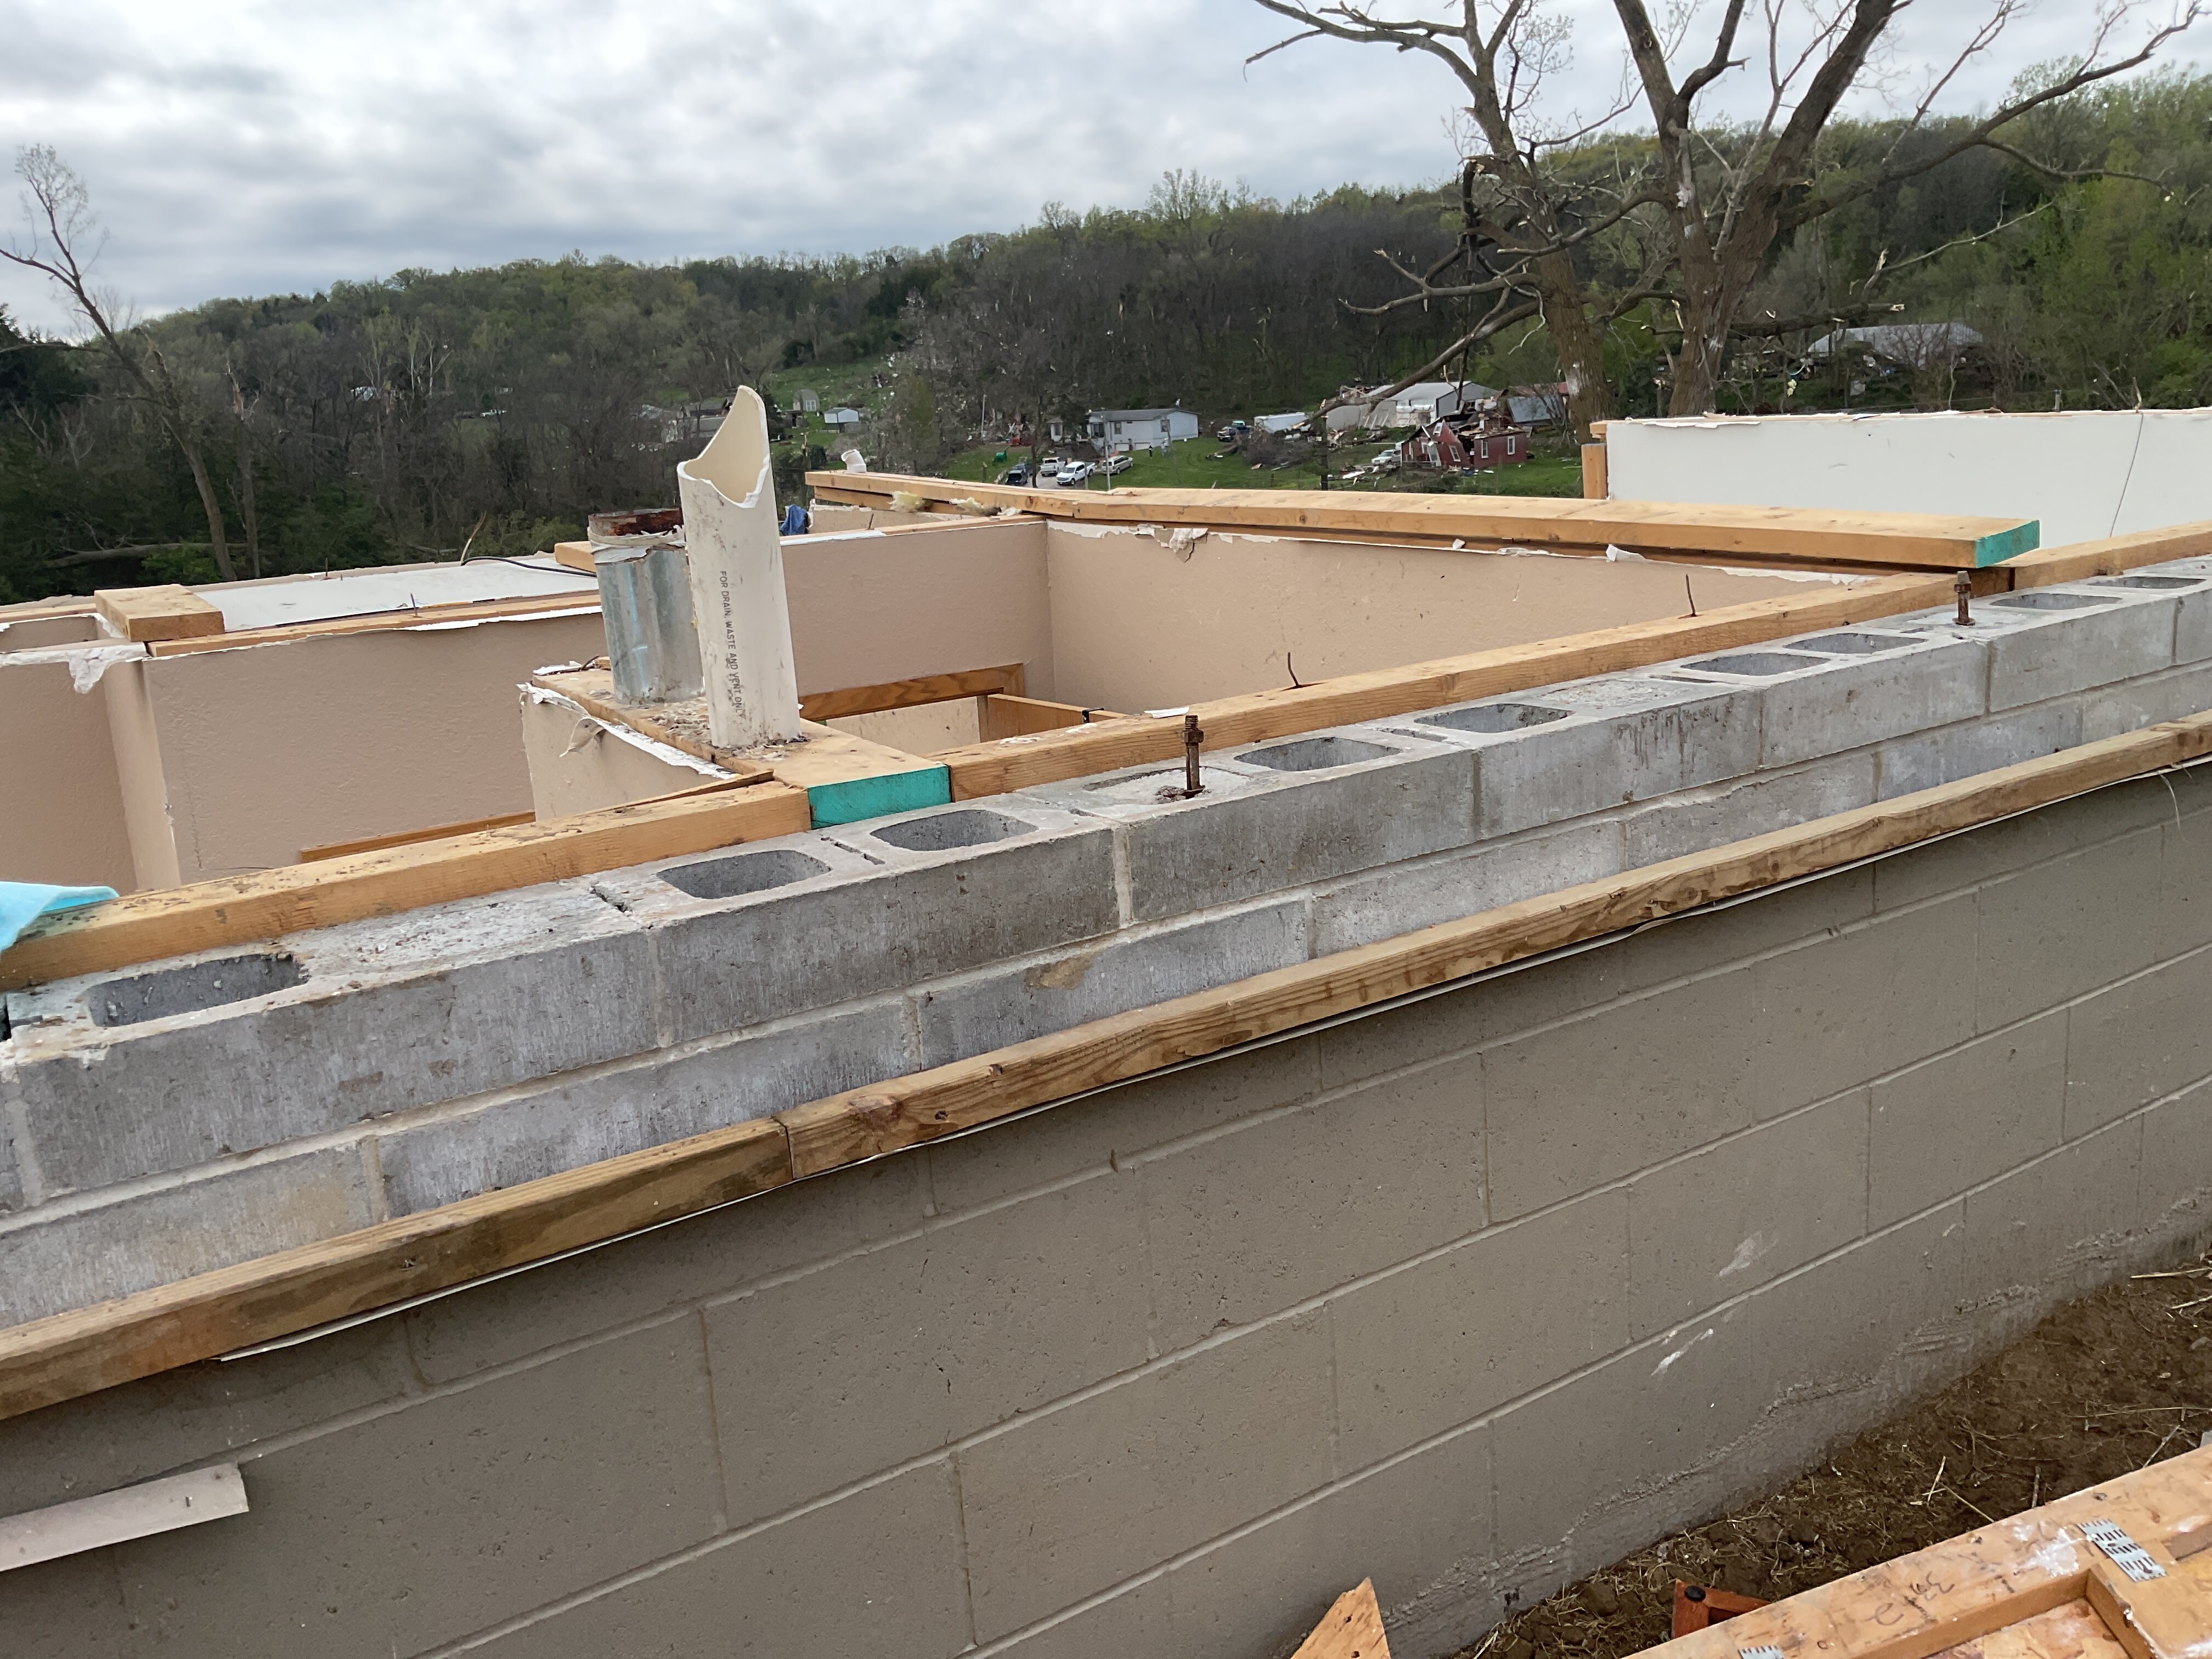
[0,882,116,956]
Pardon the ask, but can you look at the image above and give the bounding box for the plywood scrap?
[1292,1579,1390,1659]
[94,584,224,643]
[1624,1450,2212,1659]
[0,781,811,991]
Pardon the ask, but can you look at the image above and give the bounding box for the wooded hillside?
[6,74,2212,602]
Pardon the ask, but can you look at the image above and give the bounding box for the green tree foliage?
[17,77,2212,601]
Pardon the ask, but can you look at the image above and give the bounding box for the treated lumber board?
[936,572,1954,798]
[145,590,601,656]
[978,693,1121,741]
[94,584,225,642]
[0,782,811,991]
[805,471,2038,569]
[2001,523,2212,590]
[0,1119,791,1422]
[799,662,1026,721]
[784,708,2212,1172]
[300,811,535,861]
[1291,1579,1390,1659]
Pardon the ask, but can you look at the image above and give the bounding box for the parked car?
[1055,460,1093,486]
[1000,464,1031,485]
[1215,420,1250,441]
[1099,454,1132,476]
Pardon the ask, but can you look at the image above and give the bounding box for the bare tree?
[3,145,237,579]
[1250,1,2202,428]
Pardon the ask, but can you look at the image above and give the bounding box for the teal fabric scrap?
[0,882,117,957]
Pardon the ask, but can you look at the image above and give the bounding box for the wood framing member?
[299,811,537,862]
[94,585,225,643]
[143,590,601,657]
[935,572,1958,799]
[2001,522,2212,590]
[978,693,1121,741]
[0,781,811,992]
[7,709,2212,1420]
[798,662,1026,721]
[804,471,2040,569]
[1629,1447,2212,1659]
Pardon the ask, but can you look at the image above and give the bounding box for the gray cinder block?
[1028,731,1477,924]
[1142,1057,1482,1352]
[910,898,1310,1069]
[955,1311,1334,1642]
[1328,1189,1627,1469]
[1966,583,2178,711]
[374,998,911,1216]
[635,805,1122,1045]
[8,884,657,1196]
[1311,817,1622,955]
[1869,1013,2066,1228]
[0,1145,376,1326]
[1729,628,1987,768]
[1396,673,1761,839]
[703,1173,1152,1526]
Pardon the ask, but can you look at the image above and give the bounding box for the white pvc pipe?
[675,387,803,750]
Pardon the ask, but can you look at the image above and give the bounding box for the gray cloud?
[3,0,2205,332]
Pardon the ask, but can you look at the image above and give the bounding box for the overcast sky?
[4,1,2205,334]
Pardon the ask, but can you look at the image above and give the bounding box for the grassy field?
[943,437,1583,498]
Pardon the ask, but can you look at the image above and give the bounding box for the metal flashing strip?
[218,751,2212,1366]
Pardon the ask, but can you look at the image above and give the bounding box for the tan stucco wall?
[1040,522,1821,711]
[785,518,1053,697]
[0,658,135,891]
[139,613,607,881]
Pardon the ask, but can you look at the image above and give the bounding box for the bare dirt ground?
[1448,1253,2212,1659]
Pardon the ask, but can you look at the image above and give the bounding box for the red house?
[1398,415,1531,472]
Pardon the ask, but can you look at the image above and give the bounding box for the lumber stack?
[803,471,2041,571]
[1624,1443,2212,1659]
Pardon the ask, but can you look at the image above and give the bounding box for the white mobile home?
[1086,407,1201,450]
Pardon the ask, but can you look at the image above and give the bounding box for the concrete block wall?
[11,563,2212,1322]
[10,770,2212,1657]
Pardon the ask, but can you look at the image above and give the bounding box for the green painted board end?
[1974,520,2041,566]
[806,765,953,828]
